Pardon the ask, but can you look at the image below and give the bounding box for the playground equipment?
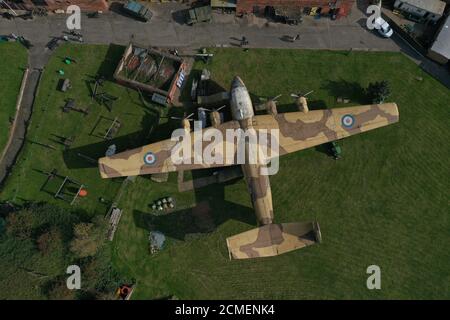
[104,117,121,140]
[39,170,87,205]
[62,99,89,115]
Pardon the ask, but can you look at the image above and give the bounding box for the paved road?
[1,3,447,88]
[0,3,400,50]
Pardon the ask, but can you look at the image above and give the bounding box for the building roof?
[430,15,450,59]
[211,0,236,8]
[398,0,446,15]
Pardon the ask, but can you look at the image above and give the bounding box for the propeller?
[259,94,282,103]
[198,105,226,113]
[271,94,282,102]
[291,90,313,98]
[171,113,194,121]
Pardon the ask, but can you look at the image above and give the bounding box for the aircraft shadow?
[133,175,256,241]
[321,79,368,104]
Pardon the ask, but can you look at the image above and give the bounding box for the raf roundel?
[341,114,355,128]
[143,152,157,165]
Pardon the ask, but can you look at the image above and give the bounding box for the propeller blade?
[303,90,314,97]
[272,94,282,101]
[290,93,299,98]
[185,113,195,120]
[216,105,226,112]
[198,107,212,112]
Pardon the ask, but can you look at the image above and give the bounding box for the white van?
[374,17,394,38]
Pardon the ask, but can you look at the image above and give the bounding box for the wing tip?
[98,157,123,179]
[98,158,109,179]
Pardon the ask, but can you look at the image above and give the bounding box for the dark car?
[121,1,153,22]
[47,37,60,50]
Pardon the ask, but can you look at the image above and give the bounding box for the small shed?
[428,15,450,64]
[114,43,187,103]
[211,0,237,9]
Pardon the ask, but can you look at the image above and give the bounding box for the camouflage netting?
[122,47,178,91]
[149,231,166,253]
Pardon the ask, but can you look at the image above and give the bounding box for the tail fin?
[226,221,321,260]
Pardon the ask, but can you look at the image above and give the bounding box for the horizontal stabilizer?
[226,221,321,260]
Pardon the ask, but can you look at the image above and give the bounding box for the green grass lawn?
[0,44,161,215]
[0,43,28,154]
[111,49,450,299]
[1,45,448,300]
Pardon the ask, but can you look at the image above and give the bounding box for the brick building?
[235,0,356,17]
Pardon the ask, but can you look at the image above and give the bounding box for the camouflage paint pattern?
[98,103,399,178]
[226,221,321,259]
[98,76,399,259]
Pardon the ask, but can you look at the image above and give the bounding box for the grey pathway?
[0,45,51,186]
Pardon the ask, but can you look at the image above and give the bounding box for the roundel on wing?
[143,152,157,165]
[341,114,355,128]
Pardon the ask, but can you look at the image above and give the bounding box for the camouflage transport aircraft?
[99,76,399,260]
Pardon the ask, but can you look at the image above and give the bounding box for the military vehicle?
[186,5,212,25]
[330,141,342,160]
[99,76,399,260]
[121,1,153,22]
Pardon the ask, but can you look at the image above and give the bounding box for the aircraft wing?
[99,120,241,178]
[99,103,398,178]
[252,103,399,156]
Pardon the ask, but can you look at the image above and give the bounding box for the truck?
[122,1,153,22]
[186,5,212,25]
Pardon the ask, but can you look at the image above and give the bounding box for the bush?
[367,81,391,104]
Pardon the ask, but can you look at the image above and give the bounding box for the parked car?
[373,17,393,38]
[121,1,152,22]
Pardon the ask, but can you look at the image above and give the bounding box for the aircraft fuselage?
[229,76,274,225]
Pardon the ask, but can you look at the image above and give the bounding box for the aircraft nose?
[231,76,245,89]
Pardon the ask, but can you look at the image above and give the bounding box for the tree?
[69,216,106,258]
[1,202,125,299]
[367,81,391,104]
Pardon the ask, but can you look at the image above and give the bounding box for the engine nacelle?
[182,119,191,131]
[210,111,222,127]
[266,101,278,115]
[296,97,309,113]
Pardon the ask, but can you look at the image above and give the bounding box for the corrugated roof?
[430,15,450,59]
[211,0,236,8]
[398,0,446,15]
